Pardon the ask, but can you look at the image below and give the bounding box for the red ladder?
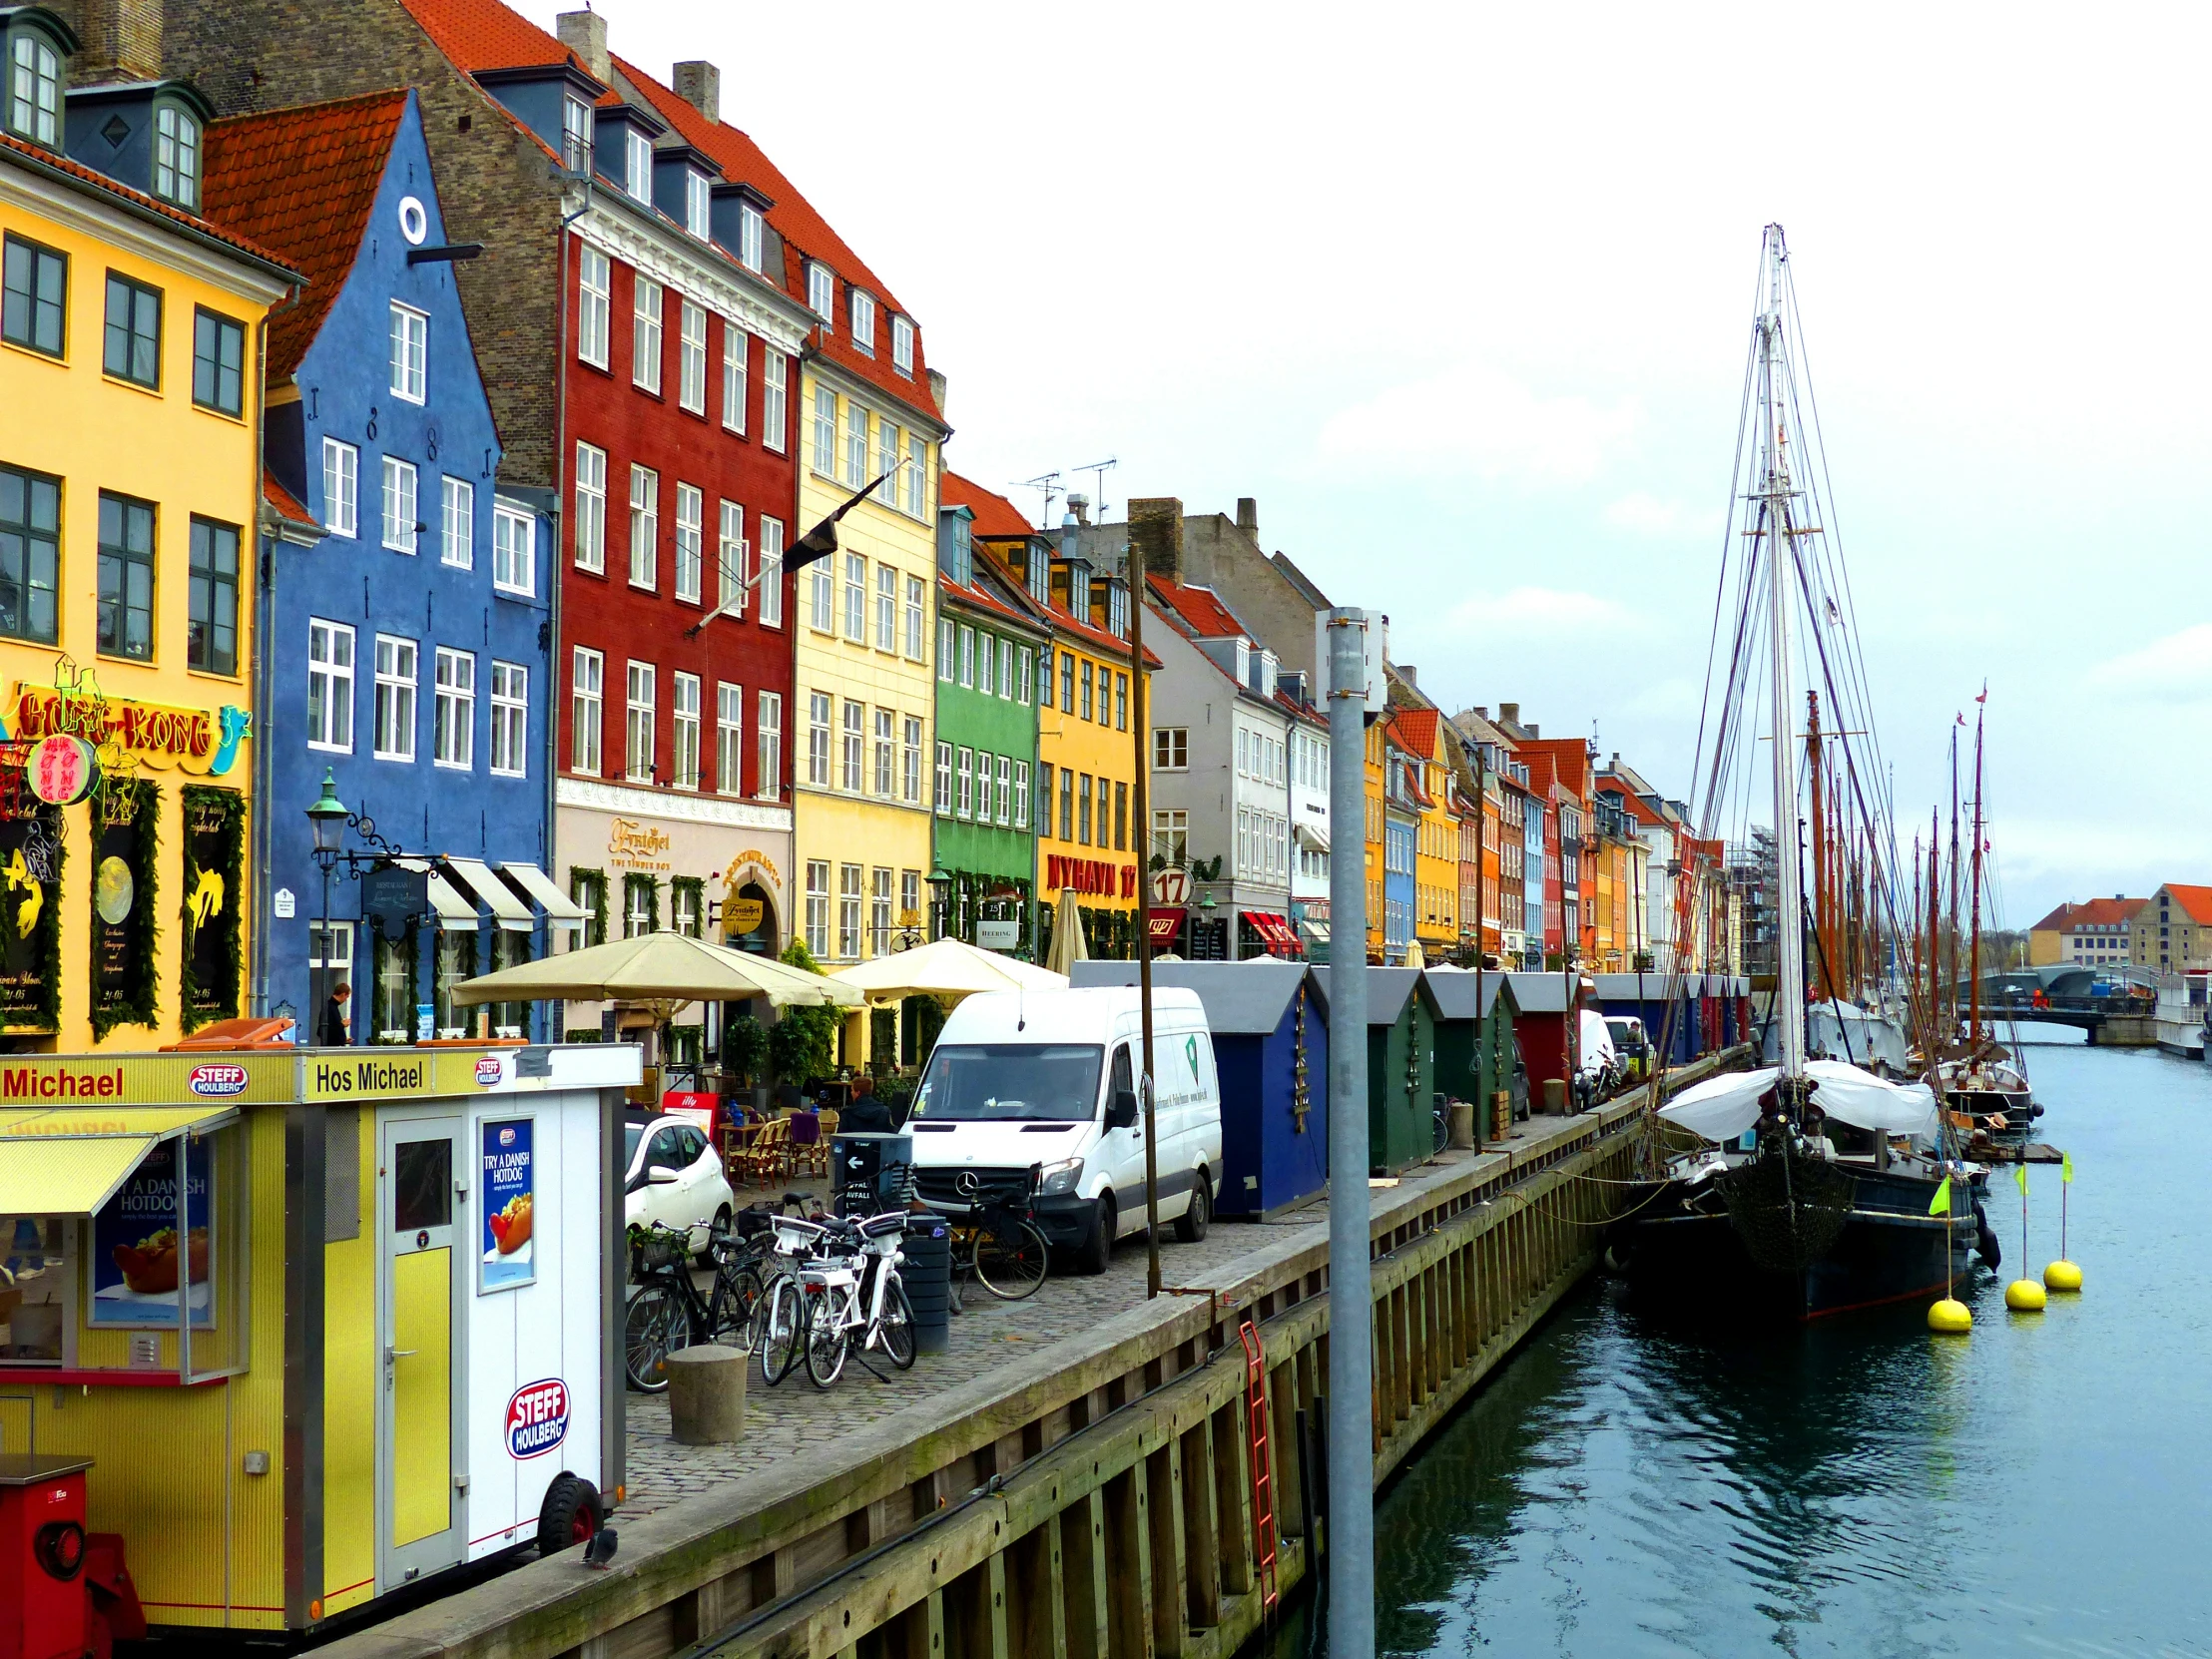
[1238,1316,1281,1612]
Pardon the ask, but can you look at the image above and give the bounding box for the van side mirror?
[1105,1088,1139,1131]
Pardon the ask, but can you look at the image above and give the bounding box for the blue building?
[204,90,569,1043]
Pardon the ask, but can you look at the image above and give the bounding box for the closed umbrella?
[831,936,1067,1004]
[1044,887,1090,976]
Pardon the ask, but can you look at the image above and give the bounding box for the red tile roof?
[0,129,294,276]
[941,471,1041,540]
[1145,574,1249,641]
[202,91,410,381]
[1391,706,1440,762]
[396,0,574,73]
[2160,884,2212,925]
[2035,896,2144,931]
[263,468,315,526]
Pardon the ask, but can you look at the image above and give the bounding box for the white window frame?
[808,692,831,787]
[307,618,354,753]
[756,691,782,799]
[805,860,830,956]
[632,276,663,392]
[738,203,765,274]
[578,245,610,368]
[321,437,357,537]
[373,634,417,762]
[876,418,899,504]
[490,660,528,778]
[492,500,535,597]
[955,747,972,820]
[678,298,707,413]
[840,699,863,793]
[380,456,418,554]
[845,402,869,487]
[999,641,1015,699]
[433,646,475,770]
[722,323,748,433]
[562,94,592,172]
[1017,646,1033,705]
[671,670,701,790]
[905,433,925,517]
[388,301,427,403]
[850,288,875,355]
[759,516,785,626]
[875,563,896,652]
[625,127,652,202]
[625,660,655,783]
[811,560,834,634]
[838,863,862,959]
[814,385,837,478]
[808,261,833,322]
[995,755,1012,826]
[762,351,787,452]
[674,481,703,604]
[1013,760,1030,830]
[574,441,606,572]
[715,682,744,796]
[905,575,925,660]
[873,707,894,797]
[629,463,659,590]
[1155,727,1189,770]
[440,475,473,569]
[717,500,747,615]
[938,619,955,681]
[684,169,710,238]
[571,646,603,776]
[959,626,974,689]
[934,741,952,814]
[902,716,923,805]
[842,552,866,642]
[891,314,914,375]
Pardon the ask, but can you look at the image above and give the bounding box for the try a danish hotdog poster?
[92,1137,215,1327]
[480,1117,535,1292]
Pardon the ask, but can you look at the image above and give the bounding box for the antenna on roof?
[1070,457,1118,521]
[1015,471,1062,530]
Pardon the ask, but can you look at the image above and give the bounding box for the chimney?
[1236,497,1259,543]
[927,368,947,418]
[555,10,610,87]
[1473,706,1489,719]
[1127,497,1185,585]
[673,60,721,123]
[1398,665,1417,689]
[1499,702,1520,727]
[1067,493,1090,526]
[65,0,163,83]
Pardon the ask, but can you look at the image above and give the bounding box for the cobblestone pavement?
[619,1140,1512,1516]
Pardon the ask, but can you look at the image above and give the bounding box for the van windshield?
[912,1044,1104,1122]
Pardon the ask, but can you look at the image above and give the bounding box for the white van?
[906,987,1224,1274]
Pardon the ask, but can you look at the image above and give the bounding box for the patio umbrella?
[1044,887,1090,976]
[830,936,1068,1004]
[451,930,862,1022]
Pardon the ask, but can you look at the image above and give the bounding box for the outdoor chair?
[740,1116,793,1186]
[788,1110,830,1179]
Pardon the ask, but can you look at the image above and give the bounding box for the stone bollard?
[1448,1099,1476,1151]
[1542,1078,1567,1116]
[666,1344,747,1445]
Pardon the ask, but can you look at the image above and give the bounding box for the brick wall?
[158,0,568,492]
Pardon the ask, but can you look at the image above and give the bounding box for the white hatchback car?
[623,1113,735,1259]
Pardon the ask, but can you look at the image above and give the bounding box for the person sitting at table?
[839,1074,892,1134]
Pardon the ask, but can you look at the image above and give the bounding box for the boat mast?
[1968,699,1985,1049]
[1807,691,1828,1002]
[1758,224,1808,1081]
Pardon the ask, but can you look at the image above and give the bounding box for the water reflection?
[1261,1044,2212,1658]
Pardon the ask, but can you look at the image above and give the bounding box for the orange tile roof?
[396,0,574,72]
[1145,574,1249,641]
[202,91,410,381]
[1391,706,1440,761]
[262,468,315,526]
[941,471,1042,540]
[2048,896,2144,929]
[0,129,294,276]
[2160,884,2212,925]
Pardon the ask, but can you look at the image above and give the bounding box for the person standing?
[320,982,352,1047]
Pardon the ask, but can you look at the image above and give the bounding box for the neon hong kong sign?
[505,1379,569,1458]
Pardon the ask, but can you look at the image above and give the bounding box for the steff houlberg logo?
[188,1063,251,1097]
[475,1054,506,1087]
[505,1379,569,1458]
[955,1170,980,1197]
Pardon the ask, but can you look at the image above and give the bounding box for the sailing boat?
[1616,225,1986,1321]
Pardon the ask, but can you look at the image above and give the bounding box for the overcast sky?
[518,0,2207,923]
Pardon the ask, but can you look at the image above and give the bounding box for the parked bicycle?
[938,1168,1050,1303]
[799,1211,916,1386]
[624,1210,775,1392]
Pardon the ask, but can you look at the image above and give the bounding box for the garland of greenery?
[0,809,66,1033]
[568,866,608,946]
[178,786,246,1031]
[623,872,662,935]
[670,874,706,937]
[766,938,838,1083]
[90,778,160,1040]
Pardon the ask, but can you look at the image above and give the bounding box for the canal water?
[1260,1040,2210,1657]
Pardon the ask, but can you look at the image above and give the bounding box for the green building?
[930,499,1048,951]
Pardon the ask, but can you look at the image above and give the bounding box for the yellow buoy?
[2043,1259,2083,1292]
[1928,1297,1972,1334]
[2005,1278,2047,1312]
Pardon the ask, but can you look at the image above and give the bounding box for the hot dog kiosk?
[0,1037,638,1648]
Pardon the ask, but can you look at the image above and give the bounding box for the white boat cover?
[1762,999,1911,1073]
[1661,1059,1938,1143]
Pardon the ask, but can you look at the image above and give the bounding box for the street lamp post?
[305,769,349,1046]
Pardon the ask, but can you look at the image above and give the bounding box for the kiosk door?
[378,1117,466,1586]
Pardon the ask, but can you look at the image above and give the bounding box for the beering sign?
[8,685,250,777]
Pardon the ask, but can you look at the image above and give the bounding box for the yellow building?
[0,36,294,1052]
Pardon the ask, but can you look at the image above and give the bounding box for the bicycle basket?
[630,1228,688,1274]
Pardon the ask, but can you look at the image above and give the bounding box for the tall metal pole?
[1759,224,1807,1080]
[1129,536,1161,1298]
[1325,608,1374,1658]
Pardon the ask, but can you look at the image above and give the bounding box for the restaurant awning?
[1297,918,1331,944]
[1148,907,1185,946]
[1295,823,1330,853]
[1242,910,1301,956]
[394,858,480,931]
[0,1104,237,1215]
[498,860,587,935]
[444,856,536,932]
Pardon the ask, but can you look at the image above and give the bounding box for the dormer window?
[625,127,652,201]
[154,102,201,210]
[807,261,832,323]
[737,202,764,272]
[684,169,710,237]
[561,94,592,172]
[8,32,60,147]
[890,314,913,375]
[849,288,874,354]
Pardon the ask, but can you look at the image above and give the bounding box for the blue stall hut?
[1071,961,1329,1217]
[1425,967,1518,1143]
[1367,966,1441,1175]
[1592,972,1679,1074]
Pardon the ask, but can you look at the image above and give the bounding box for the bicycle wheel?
[623,1286,685,1392]
[711,1265,765,1349]
[877,1278,917,1371]
[805,1299,848,1387]
[758,1277,806,1386]
[973,1218,1050,1300]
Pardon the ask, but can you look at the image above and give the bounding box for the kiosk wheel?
[536,1473,603,1556]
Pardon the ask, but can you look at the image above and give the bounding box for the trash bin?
[901,1214,951,1356]
[831,1131,913,1216]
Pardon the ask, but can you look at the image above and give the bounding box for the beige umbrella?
[451,929,861,1020]
[831,936,1067,1003]
[1044,887,1090,976]
[1405,939,1427,970]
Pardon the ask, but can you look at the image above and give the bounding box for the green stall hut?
[1364,966,1439,1176]
[1424,967,1519,1141]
